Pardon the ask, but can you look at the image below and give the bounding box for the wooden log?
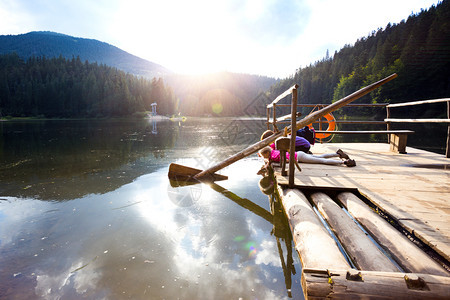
[273,112,301,122]
[289,86,298,188]
[385,118,450,123]
[314,130,414,134]
[447,100,450,158]
[337,192,449,276]
[310,192,399,272]
[386,98,450,108]
[272,103,278,131]
[279,188,350,270]
[276,137,290,176]
[193,74,398,180]
[267,84,299,108]
[277,103,389,107]
[302,268,450,299]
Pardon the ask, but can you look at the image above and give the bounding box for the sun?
[110,0,239,75]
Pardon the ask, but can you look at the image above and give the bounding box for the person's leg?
[297,151,343,165]
[311,153,340,159]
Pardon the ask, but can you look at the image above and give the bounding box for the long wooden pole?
[387,98,450,108]
[447,100,450,158]
[288,86,298,188]
[193,73,398,179]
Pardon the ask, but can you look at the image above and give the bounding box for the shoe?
[344,159,356,167]
[337,149,350,160]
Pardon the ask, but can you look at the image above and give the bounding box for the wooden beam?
[385,118,450,123]
[289,87,298,188]
[314,130,414,134]
[302,268,450,299]
[267,84,299,108]
[276,103,389,107]
[280,188,350,270]
[310,192,399,272]
[336,192,449,276]
[387,98,450,108]
[447,100,450,158]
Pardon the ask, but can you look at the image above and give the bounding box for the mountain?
[0,31,171,78]
[0,31,279,117]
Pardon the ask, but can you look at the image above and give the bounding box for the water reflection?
[0,118,263,200]
[0,119,303,299]
[0,162,301,299]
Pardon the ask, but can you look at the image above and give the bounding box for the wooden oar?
[168,163,228,183]
[168,73,397,181]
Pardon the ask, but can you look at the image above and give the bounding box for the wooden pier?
[169,77,450,298]
[275,143,450,299]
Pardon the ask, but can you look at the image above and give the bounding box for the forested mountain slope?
[0,31,171,78]
[269,0,449,118]
[0,54,176,118]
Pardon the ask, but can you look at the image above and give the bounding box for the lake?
[1,117,447,299]
[0,118,303,300]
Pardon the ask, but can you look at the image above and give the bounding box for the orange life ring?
[307,113,336,139]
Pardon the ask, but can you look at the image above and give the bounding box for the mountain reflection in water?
[0,119,303,299]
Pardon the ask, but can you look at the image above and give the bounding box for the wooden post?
[386,106,391,143]
[266,107,270,130]
[446,100,449,158]
[272,104,277,132]
[276,137,290,176]
[390,133,408,153]
[289,87,298,188]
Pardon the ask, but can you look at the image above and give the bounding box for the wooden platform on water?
[275,143,450,299]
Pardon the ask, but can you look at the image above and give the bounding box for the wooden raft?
[276,143,449,299]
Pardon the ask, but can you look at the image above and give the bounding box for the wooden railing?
[267,103,390,132]
[266,94,450,157]
[385,98,450,158]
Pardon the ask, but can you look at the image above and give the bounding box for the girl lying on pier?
[258,146,356,167]
[259,129,356,167]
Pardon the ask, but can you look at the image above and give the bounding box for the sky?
[0,0,442,78]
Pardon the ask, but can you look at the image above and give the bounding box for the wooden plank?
[279,188,350,270]
[267,84,298,108]
[314,130,414,134]
[386,98,450,108]
[385,118,450,123]
[277,103,389,107]
[446,100,449,158]
[270,112,301,122]
[399,219,450,261]
[310,192,399,272]
[302,269,450,299]
[337,192,448,276]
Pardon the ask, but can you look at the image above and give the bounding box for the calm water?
[0,118,303,300]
